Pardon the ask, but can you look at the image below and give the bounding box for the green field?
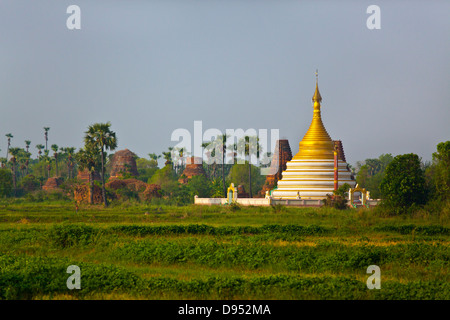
[0,200,449,300]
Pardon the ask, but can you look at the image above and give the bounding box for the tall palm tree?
[25,140,31,153]
[65,147,76,179]
[36,144,45,177]
[5,133,13,160]
[84,122,117,207]
[8,147,21,195]
[43,150,51,178]
[43,127,50,151]
[236,136,261,198]
[76,146,100,204]
[51,144,59,177]
[216,134,230,197]
[36,144,44,159]
[162,147,174,168]
[23,151,31,176]
[201,141,213,178]
[177,147,185,174]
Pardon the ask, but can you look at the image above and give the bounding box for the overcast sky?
[0,0,449,167]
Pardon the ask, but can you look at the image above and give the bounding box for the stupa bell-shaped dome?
[294,77,335,160]
[271,72,356,200]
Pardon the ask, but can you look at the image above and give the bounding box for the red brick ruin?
[260,139,293,196]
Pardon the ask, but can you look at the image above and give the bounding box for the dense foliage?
[380,153,428,209]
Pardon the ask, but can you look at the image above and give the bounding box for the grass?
[0,199,449,299]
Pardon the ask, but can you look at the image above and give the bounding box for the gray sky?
[0,0,449,167]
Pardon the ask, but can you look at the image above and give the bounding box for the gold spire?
[312,69,322,103]
[293,71,334,160]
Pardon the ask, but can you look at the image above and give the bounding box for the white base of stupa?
[271,159,356,200]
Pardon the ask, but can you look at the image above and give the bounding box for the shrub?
[47,224,100,248]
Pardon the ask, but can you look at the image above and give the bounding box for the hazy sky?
[0,0,449,167]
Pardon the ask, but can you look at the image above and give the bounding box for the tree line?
[0,123,448,212]
[0,124,270,205]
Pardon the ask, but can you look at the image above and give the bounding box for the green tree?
[42,150,52,179]
[8,147,21,195]
[51,144,59,177]
[84,122,117,207]
[0,157,7,169]
[228,163,265,197]
[24,140,31,153]
[356,153,393,199]
[431,141,450,200]
[19,174,40,194]
[0,168,13,197]
[162,147,173,168]
[76,146,101,204]
[380,153,427,209]
[35,144,44,159]
[187,175,212,198]
[65,147,76,180]
[136,157,158,183]
[35,144,45,177]
[203,134,231,197]
[235,135,261,198]
[147,153,161,168]
[43,127,50,151]
[149,165,178,190]
[5,133,13,160]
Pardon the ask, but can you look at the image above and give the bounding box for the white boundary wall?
[194,197,380,207]
[194,197,323,207]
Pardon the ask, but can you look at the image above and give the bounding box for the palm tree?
[162,147,174,168]
[0,157,7,169]
[43,127,50,151]
[23,151,31,176]
[177,147,185,174]
[25,140,31,153]
[8,147,21,195]
[42,150,52,178]
[76,146,100,204]
[148,153,161,168]
[236,136,261,198]
[65,147,76,179]
[216,134,230,197]
[36,144,44,159]
[5,133,13,160]
[36,144,45,177]
[51,144,59,177]
[84,122,117,207]
[201,141,213,177]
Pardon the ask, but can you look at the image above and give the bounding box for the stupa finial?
[312,69,322,103]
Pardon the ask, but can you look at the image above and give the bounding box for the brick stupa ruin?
[77,168,101,183]
[179,156,206,183]
[109,149,139,179]
[259,139,293,197]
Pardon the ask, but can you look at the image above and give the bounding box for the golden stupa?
[271,73,356,199]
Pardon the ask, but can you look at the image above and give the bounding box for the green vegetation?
[380,154,428,210]
[0,125,448,300]
[0,201,448,300]
[356,154,394,199]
